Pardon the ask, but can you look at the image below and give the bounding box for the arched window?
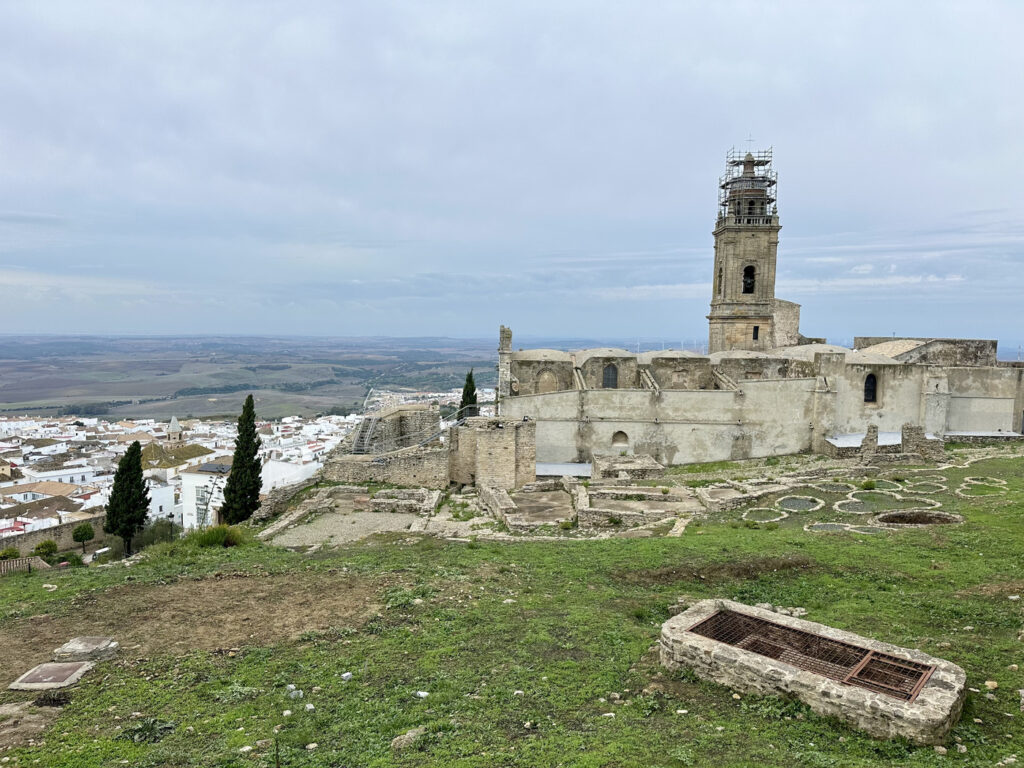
[717,267,724,296]
[612,431,629,448]
[864,373,878,403]
[602,363,618,389]
[742,265,756,294]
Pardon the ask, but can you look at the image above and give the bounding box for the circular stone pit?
[742,507,788,523]
[872,510,963,527]
[776,495,825,513]
[812,481,857,494]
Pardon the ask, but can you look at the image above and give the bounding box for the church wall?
[509,360,575,395]
[714,357,815,382]
[500,381,815,465]
[945,367,1021,432]
[648,359,715,390]
[579,356,639,389]
[829,364,925,435]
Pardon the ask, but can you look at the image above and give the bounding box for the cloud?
[0,2,1020,344]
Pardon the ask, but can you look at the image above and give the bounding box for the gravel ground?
[272,511,421,547]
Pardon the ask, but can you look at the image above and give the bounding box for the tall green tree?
[220,394,263,524]
[459,369,479,417]
[104,441,150,555]
[72,522,95,554]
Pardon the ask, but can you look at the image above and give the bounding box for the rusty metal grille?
[688,610,934,702]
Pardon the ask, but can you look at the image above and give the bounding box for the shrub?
[134,519,181,549]
[187,525,244,548]
[32,540,58,559]
[765,456,780,466]
[661,487,670,495]
[60,552,85,567]
[559,519,576,530]
[607,516,623,526]
[860,479,877,490]
[0,546,20,561]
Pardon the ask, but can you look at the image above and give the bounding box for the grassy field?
[0,455,1022,766]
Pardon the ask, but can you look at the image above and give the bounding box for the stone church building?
[497,149,1024,465]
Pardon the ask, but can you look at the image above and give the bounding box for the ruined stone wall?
[771,298,802,347]
[367,404,439,453]
[713,356,815,382]
[648,358,714,390]
[323,446,448,489]
[448,418,536,489]
[853,337,998,367]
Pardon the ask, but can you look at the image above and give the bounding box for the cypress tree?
[220,394,263,524]
[104,441,150,555]
[459,369,478,417]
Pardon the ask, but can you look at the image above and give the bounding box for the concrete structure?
[9,662,95,691]
[497,149,1024,465]
[661,599,965,745]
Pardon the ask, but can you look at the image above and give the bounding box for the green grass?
[1,455,1023,766]
[667,460,740,475]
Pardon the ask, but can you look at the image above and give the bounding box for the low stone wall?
[661,599,965,745]
[369,489,441,516]
[253,477,321,522]
[577,507,648,529]
[323,446,448,489]
[1,513,108,557]
[944,433,1024,445]
[477,485,518,527]
[593,454,664,479]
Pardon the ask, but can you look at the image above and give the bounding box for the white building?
[179,462,231,530]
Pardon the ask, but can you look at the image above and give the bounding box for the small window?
[864,373,878,403]
[602,364,618,389]
[717,267,724,296]
[752,325,759,341]
[611,431,629,447]
[743,265,756,294]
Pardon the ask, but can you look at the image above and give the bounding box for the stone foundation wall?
[323,446,448,489]
[449,418,536,490]
[478,485,517,527]
[369,488,441,516]
[661,599,965,745]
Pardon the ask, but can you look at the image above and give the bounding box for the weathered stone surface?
[660,599,965,745]
[53,636,118,662]
[9,662,95,691]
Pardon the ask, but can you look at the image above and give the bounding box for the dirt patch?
[874,510,961,526]
[0,571,383,685]
[0,701,60,751]
[620,554,819,585]
[955,579,1024,598]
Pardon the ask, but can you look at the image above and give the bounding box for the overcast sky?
[1,2,1022,351]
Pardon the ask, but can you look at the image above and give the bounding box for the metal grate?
[688,610,934,702]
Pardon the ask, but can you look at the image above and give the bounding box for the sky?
[1,2,1022,352]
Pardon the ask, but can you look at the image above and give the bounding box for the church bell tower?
[707,148,780,353]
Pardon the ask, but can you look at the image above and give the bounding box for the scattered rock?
[934,746,947,755]
[305,703,315,712]
[957,744,967,754]
[288,689,304,699]
[513,690,524,696]
[1009,595,1020,601]
[53,636,119,662]
[503,599,517,604]
[414,691,429,699]
[42,584,58,592]
[282,710,292,717]
[987,681,1000,690]
[391,726,426,750]
[341,672,353,681]
[239,745,252,753]
[600,712,615,718]
[306,743,317,750]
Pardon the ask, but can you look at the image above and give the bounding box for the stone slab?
[53,636,119,662]
[660,599,965,745]
[9,661,94,691]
